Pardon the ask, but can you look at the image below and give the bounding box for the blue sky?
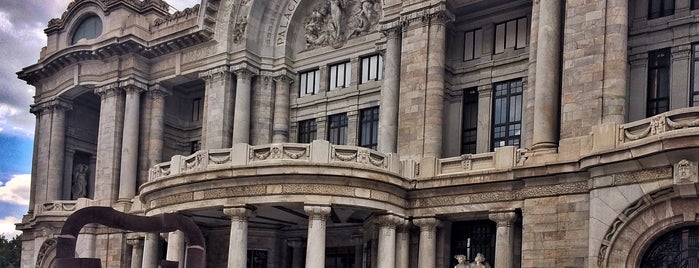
[0,0,199,236]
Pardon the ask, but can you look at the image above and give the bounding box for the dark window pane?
[328,113,348,145]
[647,48,671,116]
[71,15,103,44]
[492,79,523,150]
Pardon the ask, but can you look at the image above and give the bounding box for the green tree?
[0,234,21,268]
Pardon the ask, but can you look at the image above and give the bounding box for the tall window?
[461,88,479,154]
[327,113,348,145]
[359,107,379,149]
[648,0,675,19]
[298,119,317,143]
[247,249,268,268]
[691,44,699,106]
[360,54,383,84]
[494,17,528,54]
[71,15,103,44]
[693,0,699,10]
[300,69,320,97]
[464,29,483,61]
[492,80,523,150]
[191,98,202,122]
[329,61,352,90]
[647,49,670,117]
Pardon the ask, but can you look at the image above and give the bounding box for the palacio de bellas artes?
[16,0,699,267]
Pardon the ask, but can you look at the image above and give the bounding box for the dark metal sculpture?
[54,206,205,268]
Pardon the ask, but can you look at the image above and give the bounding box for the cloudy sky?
[0,0,199,237]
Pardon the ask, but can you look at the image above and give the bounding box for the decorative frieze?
[302,0,382,49]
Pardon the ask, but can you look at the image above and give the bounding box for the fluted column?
[142,233,159,268]
[199,67,234,149]
[375,214,403,268]
[288,238,306,268]
[30,99,72,204]
[94,83,125,202]
[127,236,144,268]
[395,220,410,268]
[224,206,256,268]
[532,0,563,151]
[147,86,169,182]
[232,69,255,144]
[424,12,450,158]
[166,230,185,268]
[272,75,293,143]
[378,25,402,153]
[304,205,331,268]
[489,211,517,268]
[414,217,440,268]
[602,0,628,123]
[118,83,145,204]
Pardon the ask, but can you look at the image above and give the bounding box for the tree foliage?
[0,234,21,268]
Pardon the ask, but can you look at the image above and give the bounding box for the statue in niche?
[71,164,88,199]
[454,255,469,268]
[302,0,381,49]
[470,253,491,268]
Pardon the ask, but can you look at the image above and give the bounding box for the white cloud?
[0,216,21,237]
[0,174,30,206]
[168,0,201,12]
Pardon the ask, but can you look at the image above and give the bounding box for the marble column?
[488,211,517,268]
[272,75,293,143]
[602,0,628,124]
[28,111,40,212]
[395,220,411,268]
[94,84,125,202]
[414,217,439,268]
[532,0,563,151]
[375,214,403,268]
[118,85,144,204]
[378,26,402,153]
[304,205,331,268]
[147,86,169,182]
[142,233,159,268]
[424,12,449,158]
[199,67,234,149]
[128,237,144,268]
[166,230,185,268]
[232,69,255,144]
[287,238,306,268]
[47,100,70,201]
[224,206,256,268]
[63,148,75,200]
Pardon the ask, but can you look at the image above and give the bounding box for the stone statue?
[71,164,89,199]
[454,254,469,268]
[470,253,491,268]
[329,0,345,38]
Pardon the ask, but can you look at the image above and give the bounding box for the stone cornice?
[399,3,455,31]
[45,0,170,34]
[30,98,73,115]
[198,66,231,80]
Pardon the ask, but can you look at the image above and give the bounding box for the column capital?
[374,214,405,228]
[198,66,230,80]
[273,74,295,84]
[94,82,122,98]
[304,205,331,220]
[380,21,402,39]
[223,206,256,221]
[287,238,306,248]
[30,98,73,115]
[412,217,440,231]
[148,84,171,101]
[119,79,148,93]
[488,210,517,227]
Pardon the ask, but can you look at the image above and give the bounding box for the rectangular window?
[461,88,479,154]
[692,44,699,106]
[298,119,317,143]
[327,113,348,145]
[192,98,202,122]
[693,0,699,10]
[190,140,200,154]
[464,29,483,61]
[361,54,383,84]
[329,61,352,90]
[647,48,671,117]
[494,17,528,54]
[299,69,320,97]
[492,79,523,150]
[247,249,268,268]
[359,107,379,150]
[649,0,675,19]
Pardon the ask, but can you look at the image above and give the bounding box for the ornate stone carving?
[198,66,230,80]
[304,205,331,228]
[153,4,200,28]
[674,159,698,185]
[232,16,248,44]
[303,0,381,49]
[468,253,491,268]
[71,164,89,199]
[223,206,256,222]
[488,211,516,227]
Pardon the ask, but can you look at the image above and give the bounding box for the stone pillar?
[288,238,306,268]
[224,206,256,268]
[252,75,274,145]
[118,84,144,204]
[28,111,41,212]
[628,55,649,122]
[199,67,234,149]
[304,205,331,268]
[94,83,125,202]
[127,236,144,268]
[488,211,517,268]
[63,148,75,200]
[375,214,403,268]
[146,86,169,182]
[142,233,159,268]
[476,85,493,153]
[378,25,402,153]
[166,230,185,268]
[602,0,629,123]
[395,220,410,268]
[670,45,692,110]
[413,217,440,268]
[232,69,255,144]
[30,99,72,204]
[532,0,563,151]
[351,235,363,268]
[273,75,293,143]
[424,12,450,159]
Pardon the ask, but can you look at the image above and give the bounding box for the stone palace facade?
[15,0,699,267]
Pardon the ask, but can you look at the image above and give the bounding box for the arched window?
[641,225,699,267]
[71,15,102,45]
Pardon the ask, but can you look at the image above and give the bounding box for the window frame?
[691,44,699,107]
[648,0,675,19]
[359,107,380,150]
[646,48,671,117]
[464,29,483,61]
[299,69,321,97]
[327,113,348,145]
[191,98,202,122]
[329,61,352,91]
[360,54,384,84]
[461,88,479,154]
[71,15,103,45]
[491,79,523,150]
[493,17,528,54]
[297,119,317,143]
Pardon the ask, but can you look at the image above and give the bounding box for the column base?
[530,142,558,153]
[114,200,133,212]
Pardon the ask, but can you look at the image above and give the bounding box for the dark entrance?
[450,220,496,267]
[641,225,699,268]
